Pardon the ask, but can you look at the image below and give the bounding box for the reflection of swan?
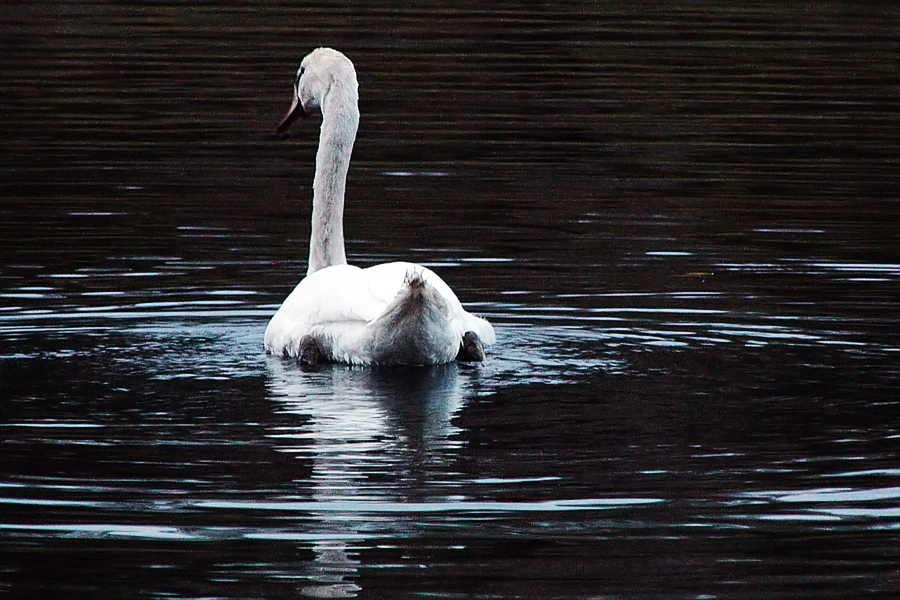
[266,359,468,456]
[301,542,361,599]
[265,358,471,597]
[264,48,494,366]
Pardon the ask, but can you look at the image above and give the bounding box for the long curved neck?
[307,85,359,275]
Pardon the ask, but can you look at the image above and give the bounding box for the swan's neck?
[308,86,359,275]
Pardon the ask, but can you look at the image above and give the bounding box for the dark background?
[2,2,899,598]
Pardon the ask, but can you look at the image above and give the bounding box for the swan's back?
[264,262,494,365]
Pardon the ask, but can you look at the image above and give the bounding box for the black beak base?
[275,95,306,139]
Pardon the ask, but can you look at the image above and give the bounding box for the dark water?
[2,2,900,598]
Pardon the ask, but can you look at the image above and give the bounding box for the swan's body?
[264,48,494,365]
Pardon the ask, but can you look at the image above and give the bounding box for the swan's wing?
[264,264,391,356]
[363,262,496,345]
[274,264,390,325]
[357,261,456,306]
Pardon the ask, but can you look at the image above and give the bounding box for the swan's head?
[276,48,359,138]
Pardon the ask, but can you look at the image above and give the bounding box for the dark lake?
[2,2,899,598]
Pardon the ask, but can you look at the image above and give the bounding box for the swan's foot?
[456,331,485,362]
[297,335,322,368]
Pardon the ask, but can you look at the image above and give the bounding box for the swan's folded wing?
[265,264,390,356]
[358,262,425,304]
[280,264,390,325]
[364,262,496,346]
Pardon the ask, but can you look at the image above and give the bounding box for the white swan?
[264,48,495,366]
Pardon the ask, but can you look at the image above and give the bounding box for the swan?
[264,48,495,366]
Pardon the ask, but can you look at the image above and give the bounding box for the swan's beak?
[275,94,306,139]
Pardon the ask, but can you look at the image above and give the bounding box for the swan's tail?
[370,270,459,364]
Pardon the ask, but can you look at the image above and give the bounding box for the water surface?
[2,2,899,598]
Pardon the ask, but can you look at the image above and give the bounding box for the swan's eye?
[295,66,306,89]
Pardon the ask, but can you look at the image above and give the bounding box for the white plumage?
[264,48,494,365]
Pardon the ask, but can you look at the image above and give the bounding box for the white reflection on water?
[0,524,192,539]
[717,259,900,279]
[262,360,469,597]
[260,358,664,596]
[733,485,900,524]
[196,498,663,513]
[746,486,900,504]
[266,358,468,458]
